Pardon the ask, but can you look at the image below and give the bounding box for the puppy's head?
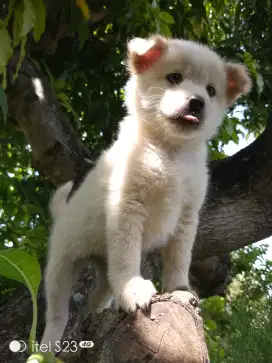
[125,36,251,143]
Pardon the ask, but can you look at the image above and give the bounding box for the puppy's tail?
[49,181,73,221]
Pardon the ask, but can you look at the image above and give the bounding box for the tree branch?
[194,116,272,259]
[7,54,94,186]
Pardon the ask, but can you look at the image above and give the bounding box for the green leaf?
[27,352,63,363]
[57,92,78,119]
[31,0,46,42]
[53,78,66,92]
[159,11,175,24]
[225,120,234,136]
[13,2,24,47]
[243,51,257,77]
[1,67,7,89]
[0,27,13,75]
[256,73,264,95]
[3,0,15,27]
[159,22,172,37]
[40,59,55,85]
[57,92,71,105]
[232,131,239,144]
[77,20,90,50]
[0,249,41,352]
[0,87,8,125]
[21,0,36,37]
[0,249,41,297]
[76,0,91,20]
[13,36,27,82]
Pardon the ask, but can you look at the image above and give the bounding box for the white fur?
[41,36,251,352]
[48,181,73,220]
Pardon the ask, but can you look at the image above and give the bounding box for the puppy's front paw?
[115,276,157,313]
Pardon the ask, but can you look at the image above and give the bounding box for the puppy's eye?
[206,85,216,97]
[166,73,182,85]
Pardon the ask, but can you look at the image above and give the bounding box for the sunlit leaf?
[0,27,13,75]
[13,1,24,47]
[13,36,27,81]
[76,0,91,20]
[31,0,46,42]
[0,249,41,351]
[21,0,36,37]
[27,352,63,363]
[159,11,175,24]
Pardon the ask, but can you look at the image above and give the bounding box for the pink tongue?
[183,114,199,123]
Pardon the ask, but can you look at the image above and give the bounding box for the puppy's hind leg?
[84,257,113,318]
[41,249,84,353]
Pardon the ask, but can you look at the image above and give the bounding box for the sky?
[223,111,272,263]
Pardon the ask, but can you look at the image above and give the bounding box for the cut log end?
[60,291,210,363]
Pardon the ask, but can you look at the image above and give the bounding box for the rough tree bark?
[1,2,272,360]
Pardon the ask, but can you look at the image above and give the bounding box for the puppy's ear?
[127,36,167,74]
[225,63,251,105]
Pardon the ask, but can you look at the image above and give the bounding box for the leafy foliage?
[202,244,272,362]
[0,0,46,88]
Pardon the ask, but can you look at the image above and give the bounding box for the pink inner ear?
[228,78,238,90]
[226,69,240,101]
[134,47,163,73]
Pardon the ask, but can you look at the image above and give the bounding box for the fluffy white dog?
[41,36,251,351]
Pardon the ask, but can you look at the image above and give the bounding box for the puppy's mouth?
[179,114,200,123]
[168,112,203,127]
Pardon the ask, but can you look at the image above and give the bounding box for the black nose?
[188,96,205,113]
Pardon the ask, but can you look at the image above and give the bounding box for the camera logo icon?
[9,340,27,353]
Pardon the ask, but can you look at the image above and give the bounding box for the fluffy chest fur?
[140,145,182,249]
[140,144,207,250]
[106,137,207,251]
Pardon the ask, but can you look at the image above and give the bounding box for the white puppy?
[41,36,251,351]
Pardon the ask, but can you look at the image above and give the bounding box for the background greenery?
[0,0,271,361]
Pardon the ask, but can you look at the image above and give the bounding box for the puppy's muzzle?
[169,95,205,125]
